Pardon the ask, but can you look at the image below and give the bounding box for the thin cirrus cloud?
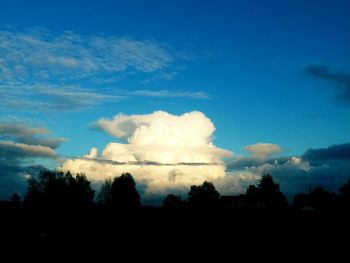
[305,64,350,105]
[129,89,210,100]
[0,27,210,111]
[0,84,123,111]
[0,27,174,82]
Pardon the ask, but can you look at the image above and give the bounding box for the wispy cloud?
[0,27,210,111]
[305,64,350,105]
[0,84,123,111]
[0,27,176,83]
[129,89,210,99]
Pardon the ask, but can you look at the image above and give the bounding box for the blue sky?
[0,0,349,201]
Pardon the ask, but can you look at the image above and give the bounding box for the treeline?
[9,170,350,213]
[3,171,350,260]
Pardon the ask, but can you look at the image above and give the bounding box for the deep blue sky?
[1,0,349,156]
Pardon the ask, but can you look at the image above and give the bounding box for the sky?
[0,0,349,203]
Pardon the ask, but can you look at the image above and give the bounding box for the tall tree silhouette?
[188,181,220,209]
[339,179,350,197]
[97,178,113,206]
[246,174,287,209]
[339,179,350,208]
[69,173,95,209]
[111,173,141,210]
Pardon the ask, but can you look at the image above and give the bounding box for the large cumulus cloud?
[61,111,350,204]
[61,111,232,203]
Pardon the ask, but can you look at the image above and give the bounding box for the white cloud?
[244,143,282,160]
[61,111,232,202]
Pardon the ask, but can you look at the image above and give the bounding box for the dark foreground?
[1,203,349,261]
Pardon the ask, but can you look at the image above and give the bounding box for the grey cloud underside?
[77,157,221,166]
[302,143,350,163]
[0,141,56,160]
[306,64,350,105]
[0,121,65,149]
[226,156,291,171]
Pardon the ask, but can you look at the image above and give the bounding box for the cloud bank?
[225,143,350,200]
[2,114,349,204]
[61,111,232,203]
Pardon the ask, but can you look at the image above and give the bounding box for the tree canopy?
[110,173,141,210]
[163,194,183,209]
[25,170,95,212]
[246,174,288,209]
[188,181,220,209]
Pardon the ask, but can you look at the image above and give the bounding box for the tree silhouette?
[163,194,183,209]
[69,173,95,208]
[10,193,20,203]
[294,187,338,210]
[294,193,310,208]
[24,170,95,212]
[97,178,113,206]
[111,173,141,211]
[246,174,288,209]
[339,178,350,208]
[188,181,220,209]
[339,179,350,197]
[24,174,42,206]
